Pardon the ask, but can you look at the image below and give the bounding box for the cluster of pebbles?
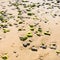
[0,0,60,60]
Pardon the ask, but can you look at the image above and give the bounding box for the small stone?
[2,55,8,60]
[31,46,38,51]
[54,14,57,16]
[0,37,2,40]
[57,0,60,3]
[27,43,30,46]
[29,40,32,42]
[38,27,42,32]
[2,25,8,28]
[40,43,47,49]
[23,42,30,47]
[27,33,33,37]
[30,28,34,31]
[44,31,51,36]
[57,6,60,9]
[23,43,27,47]
[19,36,28,41]
[56,50,60,55]
[49,42,57,50]
[13,51,17,53]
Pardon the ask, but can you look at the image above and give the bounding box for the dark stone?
[0,24,8,28]
[31,46,38,51]
[56,0,60,3]
[45,3,51,5]
[49,43,57,49]
[29,40,32,42]
[2,25,8,28]
[23,43,27,47]
[57,1,60,3]
[20,36,28,41]
[40,44,47,49]
[54,14,57,16]
[13,51,17,53]
[47,0,53,1]
[0,37,2,40]
[27,43,30,46]
[57,6,60,9]
[23,42,30,47]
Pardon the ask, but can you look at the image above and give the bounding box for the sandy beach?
[0,0,60,60]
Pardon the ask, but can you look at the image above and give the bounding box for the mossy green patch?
[27,32,33,37]
[2,55,8,60]
[3,29,10,33]
[20,36,28,41]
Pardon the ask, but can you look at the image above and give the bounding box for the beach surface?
[0,0,60,60]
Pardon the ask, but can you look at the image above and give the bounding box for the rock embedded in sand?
[1,55,8,60]
[19,36,28,41]
[38,27,42,32]
[56,0,60,3]
[23,42,30,47]
[44,31,51,36]
[35,31,41,36]
[54,14,57,16]
[0,37,2,40]
[1,19,8,23]
[26,9,31,11]
[8,23,13,26]
[40,43,47,49]
[29,24,34,28]
[29,24,35,31]
[27,32,33,37]
[2,24,8,28]
[27,13,34,16]
[0,15,3,21]
[30,28,34,31]
[49,42,57,50]
[13,51,17,54]
[18,21,23,24]
[29,40,32,42]
[31,46,38,51]
[56,50,60,55]
[47,0,53,1]
[3,29,10,33]
[18,28,22,31]
[22,0,29,2]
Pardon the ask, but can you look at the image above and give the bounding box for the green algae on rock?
[1,54,8,60]
[27,32,33,37]
[19,36,28,41]
[44,31,51,36]
[3,29,10,33]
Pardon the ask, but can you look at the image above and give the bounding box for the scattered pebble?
[31,46,38,51]
[23,42,30,47]
[49,42,57,50]
[40,43,47,49]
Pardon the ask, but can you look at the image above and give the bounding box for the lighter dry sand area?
[0,0,60,60]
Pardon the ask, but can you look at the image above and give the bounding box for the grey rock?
[49,43,57,49]
[23,42,30,47]
[31,46,38,51]
[40,44,47,49]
